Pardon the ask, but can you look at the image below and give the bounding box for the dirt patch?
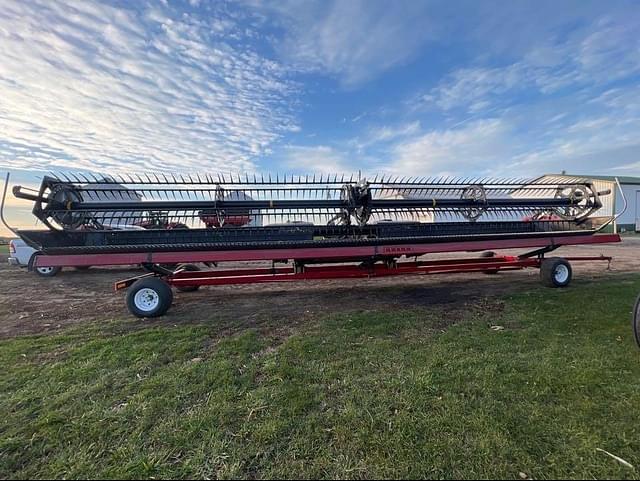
[1,237,638,339]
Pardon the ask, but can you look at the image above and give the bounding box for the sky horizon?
[1,0,639,235]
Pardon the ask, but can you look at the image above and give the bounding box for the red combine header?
[6,172,621,317]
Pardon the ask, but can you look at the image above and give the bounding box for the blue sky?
[1,0,639,232]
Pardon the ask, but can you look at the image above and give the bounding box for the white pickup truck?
[7,225,147,276]
[8,238,63,276]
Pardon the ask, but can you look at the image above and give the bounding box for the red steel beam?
[167,258,542,287]
[168,255,529,281]
[166,254,612,289]
[35,233,621,268]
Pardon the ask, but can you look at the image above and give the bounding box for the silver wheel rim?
[554,264,569,283]
[134,288,160,312]
[37,267,54,274]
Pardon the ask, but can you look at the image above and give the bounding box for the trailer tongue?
[9,172,620,317]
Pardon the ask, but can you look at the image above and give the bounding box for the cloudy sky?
[1,0,639,233]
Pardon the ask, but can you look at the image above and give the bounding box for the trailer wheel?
[540,257,572,288]
[35,266,62,277]
[126,278,173,318]
[632,294,640,349]
[176,264,201,292]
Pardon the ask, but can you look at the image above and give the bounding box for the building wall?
[616,183,640,231]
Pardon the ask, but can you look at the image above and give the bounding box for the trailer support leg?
[518,244,560,259]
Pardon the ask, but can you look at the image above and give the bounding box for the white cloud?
[386,119,512,176]
[0,0,298,174]
[419,13,640,114]
[254,0,437,87]
[612,161,640,172]
[367,122,421,144]
[349,121,422,152]
[279,145,350,174]
[420,64,527,112]
[1,0,638,187]
[508,113,640,174]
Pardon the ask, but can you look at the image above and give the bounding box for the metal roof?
[545,174,640,185]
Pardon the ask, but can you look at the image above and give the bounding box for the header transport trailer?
[4,172,624,318]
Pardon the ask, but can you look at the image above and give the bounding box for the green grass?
[2,276,640,479]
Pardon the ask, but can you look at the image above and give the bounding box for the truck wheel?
[632,294,640,349]
[540,257,572,288]
[126,278,173,318]
[175,264,201,292]
[35,266,62,277]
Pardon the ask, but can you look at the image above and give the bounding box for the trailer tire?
[540,257,572,288]
[35,266,62,277]
[126,278,173,318]
[176,264,201,292]
[632,294,640,349]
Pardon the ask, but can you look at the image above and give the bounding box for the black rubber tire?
[632,294,640,349]
[480,251,499,274]
[175,263,201,292]
[126,277,173,318]
[540,257,572,288]
[35,266,62,277]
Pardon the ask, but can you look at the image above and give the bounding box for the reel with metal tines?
[12,172,608,231]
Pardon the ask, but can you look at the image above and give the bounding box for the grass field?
[2,275,640,479]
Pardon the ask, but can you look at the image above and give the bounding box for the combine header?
[7,172,621,317]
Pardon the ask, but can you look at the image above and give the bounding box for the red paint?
[34,233,621,268]
[163,254,612,289]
